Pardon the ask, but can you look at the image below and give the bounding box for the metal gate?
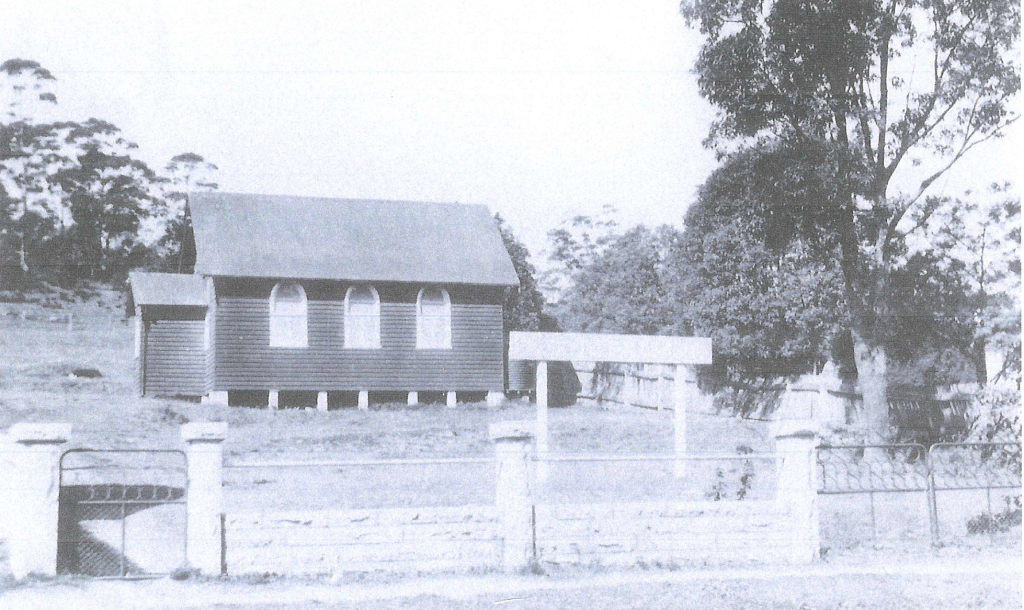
[817,442,1021,545]
[57,449,188,577]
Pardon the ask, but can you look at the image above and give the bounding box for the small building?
[129,192,520,408]
[129,271,209,398]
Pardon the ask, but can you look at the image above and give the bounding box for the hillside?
[0,284,773,458]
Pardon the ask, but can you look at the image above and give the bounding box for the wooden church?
[129,192,520,409]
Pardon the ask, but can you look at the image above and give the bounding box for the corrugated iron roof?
[129,272,207,306]
[189,192,520,286]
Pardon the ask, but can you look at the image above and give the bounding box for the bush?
[967,496,1023,535]
[968,386,1022,444]
[705,446,757,501]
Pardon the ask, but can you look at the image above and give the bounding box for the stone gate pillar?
[6,423,72,579]
[490,421,535,572]
[182,422,228,575]
[774,423,820,563]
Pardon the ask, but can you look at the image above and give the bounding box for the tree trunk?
[973,338,988,387]
[851,328,889,444]
[17,233,28,273]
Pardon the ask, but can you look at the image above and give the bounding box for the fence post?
[623,364,637,407]
[490,421,535,572]
[181,422,228,575]
[6,423,72,579]
[774,422,819,564]
[926,447,941,545]
[535,360,549,483]
[673,365,702,476]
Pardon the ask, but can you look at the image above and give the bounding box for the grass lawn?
[2,563,1020,610]
[1,299,772,457]
[2,304,776,512]
[219,572,1022,610]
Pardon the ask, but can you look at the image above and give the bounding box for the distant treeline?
[1,59,217,288]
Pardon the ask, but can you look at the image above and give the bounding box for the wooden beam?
[508,332,711,365]
[535,360,549,483]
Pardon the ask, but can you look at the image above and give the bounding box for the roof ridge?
[189,191,489,209]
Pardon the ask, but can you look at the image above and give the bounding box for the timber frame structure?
[130,192,520,409]
[508,331,713,479]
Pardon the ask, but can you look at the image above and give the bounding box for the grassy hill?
[1,284,773,457]
[1,284,775,514]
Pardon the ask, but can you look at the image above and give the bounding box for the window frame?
[416,286,452,350]
[344,284,381,349]
[269,281,309,348]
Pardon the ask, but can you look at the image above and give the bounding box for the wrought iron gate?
[817,442,1022,544]
[58,449,188,577]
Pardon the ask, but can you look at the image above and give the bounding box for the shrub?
[967,496,1023,535]
[968,386,1022,444]
[705,449,757,501]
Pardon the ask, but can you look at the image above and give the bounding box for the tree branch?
[884,7,980,184]
[885,97,958,182]
[886,112,1019,241]
[876,35,890,176]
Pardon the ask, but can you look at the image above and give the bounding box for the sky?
[4,0,1019,264]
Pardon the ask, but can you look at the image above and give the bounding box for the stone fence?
[2,421,820,579]
[573,361,859,425]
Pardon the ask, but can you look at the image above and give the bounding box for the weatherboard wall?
[211,278,505,392]
[140,305,208,397]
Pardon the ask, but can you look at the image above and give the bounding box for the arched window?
[269,282,308,348]
[416,287,451,349]
[345,285,380,349]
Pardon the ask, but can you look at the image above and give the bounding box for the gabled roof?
[189,192,520,287]
[129,272,207,307]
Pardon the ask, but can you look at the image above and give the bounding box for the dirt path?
[2,558,1020,610]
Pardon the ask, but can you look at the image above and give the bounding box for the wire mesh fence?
[223,455,496,511]
[57,449,187,577]
[220,449,786,511]
[531,451,783,505]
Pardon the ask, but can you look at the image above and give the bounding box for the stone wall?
[534,500,794,566]
[3,420,821,579]
[0,432,10,541]
[224,505,501,575]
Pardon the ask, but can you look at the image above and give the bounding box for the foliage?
[0,59,62,286]
[495,214,550,392]
[681,0,1020,436]
[494,214,545,333]
[0,58,218,288]
[967,496,1022,534]
[967,385,1022,444]
[556,225,676,335]
[885,252,978,387]
[706,448,757,501]
[542,205,621,300]
[670,146,847,377]
[674,143,983,390]
[51,121,159,280]
[710,383,785,419]
[156,153,219,273]
[916,184,1021,386]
